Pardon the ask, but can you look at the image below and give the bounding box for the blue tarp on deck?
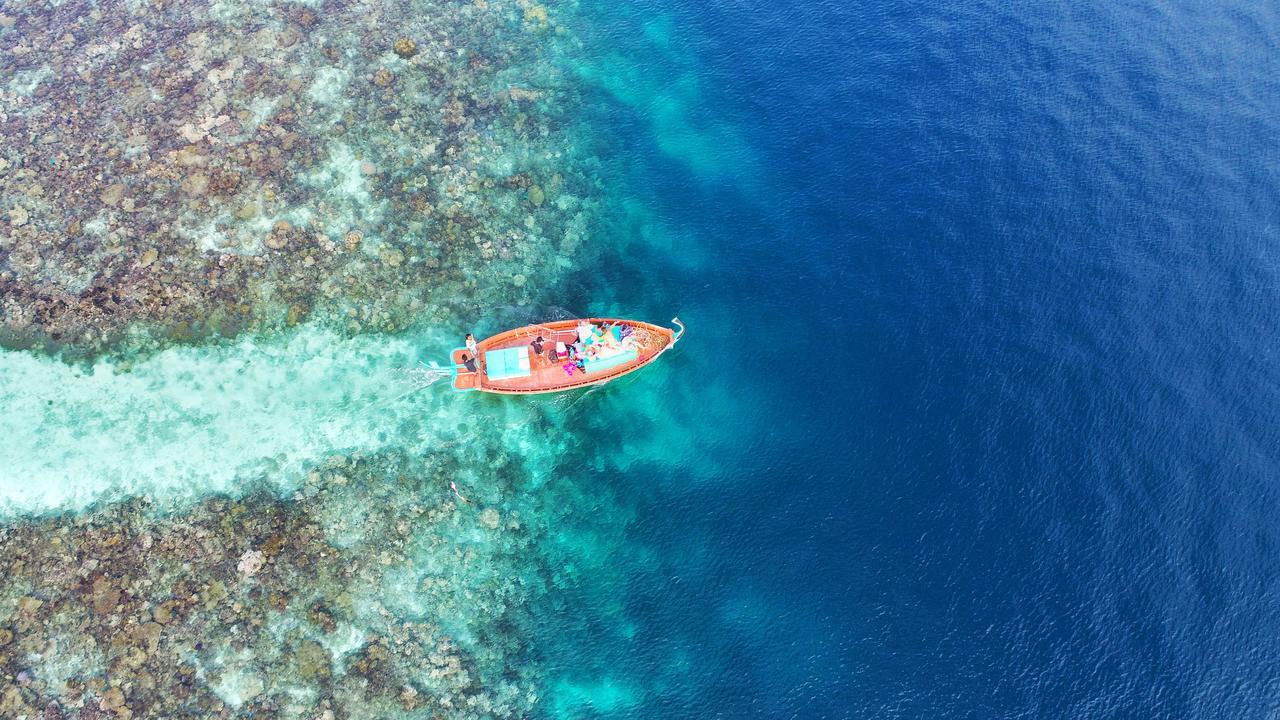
[485,347,531,380]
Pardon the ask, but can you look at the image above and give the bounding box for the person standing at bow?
[463,333,479,370]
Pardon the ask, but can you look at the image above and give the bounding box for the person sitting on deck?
[465,333,478,359]
[531,335,545,356]
[576,322,593,343]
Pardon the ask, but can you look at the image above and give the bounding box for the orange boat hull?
[451,318,679,394]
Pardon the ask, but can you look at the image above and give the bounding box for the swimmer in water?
[450,481,472,504]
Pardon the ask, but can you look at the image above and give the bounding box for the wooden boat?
[449,317,684,394]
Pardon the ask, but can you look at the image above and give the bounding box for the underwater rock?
[528,184,545,207]
[295,640,331,680]
[154,599,181,624]
[399,684,423,710]
[7,205,29,227]
[379,246,405,267]
[237,549,266,577]
[18,595,43,615]
[265,232,290,251]
[91,576,122,614]
[100,686,126,712]
[509,86,543,103]
[393,37,417,58]
[277,25,302,48]
[307,601,338,632]
[0,687,26,717]
[372,67,394,87]
[180,172,209,197]
[265,220,293,250]
[101,183,126,207]
[202,579,227,609]
[523,2,551,30]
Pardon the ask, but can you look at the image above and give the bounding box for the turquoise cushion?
[584,348,638,373]
[485,347,531,380]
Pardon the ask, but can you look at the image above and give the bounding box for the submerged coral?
[0,0,591,354]
[0,450,560,719]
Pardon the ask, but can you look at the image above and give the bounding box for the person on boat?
[531,335,545,355]
[461,354,477,373]
[465,333,478,359]
[572,339,589,370]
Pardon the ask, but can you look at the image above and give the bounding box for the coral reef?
[0,451,557,719]
[0,0,593,354]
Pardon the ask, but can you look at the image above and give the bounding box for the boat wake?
[392,363,455,390]
[0,324,467,517]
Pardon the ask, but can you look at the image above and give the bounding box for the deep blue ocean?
[539,0,1280,717]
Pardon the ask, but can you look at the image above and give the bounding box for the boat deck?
[451,319,675,394]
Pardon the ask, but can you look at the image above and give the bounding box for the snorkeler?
[450,481,472,504]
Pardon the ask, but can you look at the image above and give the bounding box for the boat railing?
[512,323,568,340]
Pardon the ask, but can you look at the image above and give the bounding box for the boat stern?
[449,347,480,391]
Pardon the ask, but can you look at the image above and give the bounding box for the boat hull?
[451,318,678,394]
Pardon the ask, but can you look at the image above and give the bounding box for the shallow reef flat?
[0,435,622,719]
[0,0,593,355]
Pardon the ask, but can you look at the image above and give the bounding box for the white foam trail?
[0,325,454,517]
